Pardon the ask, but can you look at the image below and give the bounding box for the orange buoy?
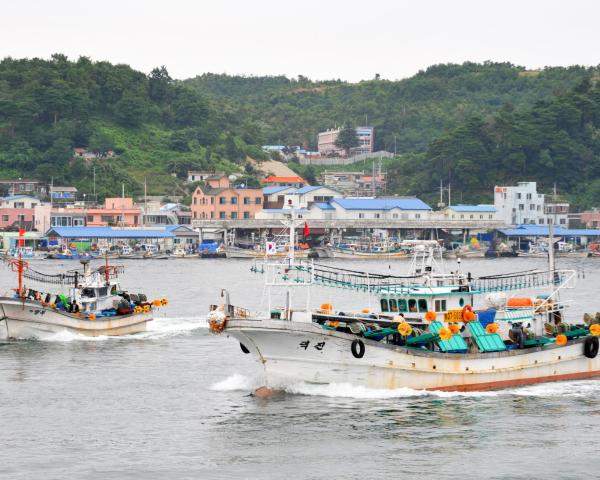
[486,323,499,334]
[555,334,567,346]
[425,311,437,322]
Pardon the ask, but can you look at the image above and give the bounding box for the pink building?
[0,195,40,230]
[191,176,263,220]
[86,197,141,226]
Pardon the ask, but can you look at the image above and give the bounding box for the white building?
[317,126,374,157]
[494,182,569,226]
[442,205,497,221]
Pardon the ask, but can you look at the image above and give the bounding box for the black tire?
[584,337,599,359]
[351,339,365,359]
[240,343,250,354]
[510,328,525,349]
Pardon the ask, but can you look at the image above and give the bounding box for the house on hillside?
[262,176,307,188]
[443,205,497,221]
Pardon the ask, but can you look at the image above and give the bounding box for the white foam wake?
[284,382,499,399]
[209,373,262,391]
[17,316,207,342]
[209,376,600,399]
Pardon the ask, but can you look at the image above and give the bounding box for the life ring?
[425,311,437,322]
[240,343,250,354]
[351,339,365,359]
[584,336,599,359]
[462,305,475,322]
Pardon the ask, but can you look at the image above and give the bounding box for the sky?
[2,0,599,82]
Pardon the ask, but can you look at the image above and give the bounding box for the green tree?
[335,124,359,156]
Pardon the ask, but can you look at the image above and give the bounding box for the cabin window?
[389,299,398,312]
[418,299,428,312]
[408,299,417,312]
[380,299,389,312]
[98,287,108,297]
[459,297,465,307]
[435,299,447,312]
[397,299,407,312]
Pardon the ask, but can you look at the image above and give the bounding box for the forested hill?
[186,63,599,153]
[1,56,599,203]
[0,55,266,199]
[387,77,600,208]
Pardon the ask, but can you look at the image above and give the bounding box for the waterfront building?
[191,177,263,220]
[50,186,78,200]
[86,197,142,227]
[0,195,40,230]
[443,205,497,221]
[317,126,374,157]
[494,182,569,226]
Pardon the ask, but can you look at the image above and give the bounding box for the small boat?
[209,213,600,392]
[45,248,97,260]
[0,256,167,339]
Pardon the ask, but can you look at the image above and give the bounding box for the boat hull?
[224,318,600,391]
[0,297,152,339]
[326,248,410,259]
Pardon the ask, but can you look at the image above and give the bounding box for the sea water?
[0,256,599,479]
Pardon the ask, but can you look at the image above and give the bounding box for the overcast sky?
[2,0,599,82]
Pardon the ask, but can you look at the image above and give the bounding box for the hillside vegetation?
[1,56,599,207]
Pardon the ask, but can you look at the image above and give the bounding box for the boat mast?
[548,219,556,278]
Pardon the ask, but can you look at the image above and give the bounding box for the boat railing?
[470,269,575,293]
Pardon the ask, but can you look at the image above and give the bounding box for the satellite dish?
[228,174,237,182]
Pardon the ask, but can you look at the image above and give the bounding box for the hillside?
[186,63,599,153]
[0,55,267,199]
[1,56,599,205]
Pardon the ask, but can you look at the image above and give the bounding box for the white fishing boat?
[0,256,168,339]
[209,215,600,392]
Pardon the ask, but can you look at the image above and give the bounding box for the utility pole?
[394,135,397,156]
[93,167,96,201]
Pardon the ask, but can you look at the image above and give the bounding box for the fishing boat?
[323,239,413,259]
[209,214,600,392]
[0,256,168,339]
[45,247,97,260]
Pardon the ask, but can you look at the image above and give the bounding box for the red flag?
[303,222,310,238]
[18,228,25,247]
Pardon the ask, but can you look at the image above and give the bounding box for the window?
[519,204,524,210]
[418,299,428,312]
[231,212,237,219]
[526,193,532,199]
[255,197,262,204]
[101,215,114,223]
[210,212,214,219]
[380,299,389,312]
[392,213,398,219]
[397,299,407,312]
[1,215,7,222]
[517,193,521,199]
[408,299,417,312]
[193,211,197,219]
[460,215,464,219]
[434,299,447,312]
[469,215,474,219]
[231,197,237,204]
[374,213,380,219]
[87,215,93,222]
[530,204,535,210]
[480,215,483,219]
[193,197,197,205]
[560,218,566,224]
[219,197,226,205]
[389,299,398,312]
[73,218,84,226]
[459,298,465,307]
[243,212,250,219]
[219,212,226,219]
[539,218,544,224]
[489,215,493,219]
[14,202,24,208]
[210,197,215,205]
[415,213,421,219]
[358,213,365,219]
[243,197,250,205]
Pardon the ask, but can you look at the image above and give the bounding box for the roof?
[499,225,600,237]
[296,185,338,194]
[262,176,306,184]
[260,208,310,214]
[332,197,432,211]
[45,227,176,239]
[1,195,40,201]
[313,203,336,211]
[0,179,39,184]
[52,186,78,192]
[449,204,496,213]
[263,186,294,195]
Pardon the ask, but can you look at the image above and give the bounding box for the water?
[1,256,599,479]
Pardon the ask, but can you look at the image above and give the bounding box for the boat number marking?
[298,340,325,351]
[28,309,46,316]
